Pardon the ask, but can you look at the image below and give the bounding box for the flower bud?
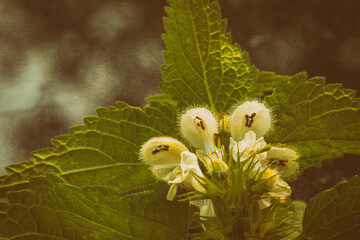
[180,108,218,154]
[220,115,231,132]
[230,101,271,141]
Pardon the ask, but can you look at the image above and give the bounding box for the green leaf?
[0,101,179,197]
[161,0,258,114]
[255,71,291,95]
[0,174,189,240]
[297,176,360,240]
[145,93,178,106]
[265,72,360,172]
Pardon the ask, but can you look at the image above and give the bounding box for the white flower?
[140,137,205,201]
[180,108,218,154]
[230,100,271,141]
[140,136,188,166]
[139,137,188,180]
[259,169,291,209]
[265,147,299,177]
[196,149,228,174]
[190,199,216,231]
[191,199,216,217]
[229,130,267,163]
[139,102,298,228]
[167,151,205,201]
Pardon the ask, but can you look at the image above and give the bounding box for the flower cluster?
[140,100,299,224]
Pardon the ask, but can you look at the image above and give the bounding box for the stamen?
[244,113,256,128]
[268,157,288,167]
[245,114,250,127]
[195,116,206,130]
[151,144,170,155]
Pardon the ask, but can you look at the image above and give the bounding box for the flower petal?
[180,108,218,154]
[200,199,216,217]
[180,151,206,193]
[229,131,267,162]
[167,183,180,201]
[191,199,216,217]
[196,149,228,174]
[258,198,271,209]
[230,100,271,141]
[266,147,299,177]
[180,151,203,177]
[151,163,180,180]
[140,136,188,166]
[230,130,257,154]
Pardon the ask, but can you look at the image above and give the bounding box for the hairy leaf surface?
[0,101,179,197]
[297,176,360,240]
[161,0,258,114]
[0,174,188,240]
[255,71,290,95]
[265,72,360,172]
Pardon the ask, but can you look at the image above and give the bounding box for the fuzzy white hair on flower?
[180,107,218,155]
[140,138,206,201]
[167,151,205,201]
[230,100,271,141]
[139,136,188,180]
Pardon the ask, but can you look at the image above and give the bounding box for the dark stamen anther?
[245,114,250,127]
[245,113,256,128]
[195,116,206,130]
[151,144,170,155]
[268,157,288,167]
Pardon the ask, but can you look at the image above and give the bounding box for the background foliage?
[0,0,359,239]
[1,1,360,196]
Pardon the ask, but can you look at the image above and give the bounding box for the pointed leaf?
[161,0,258,113]
[145,93,178,105]
[0,101,179,197]
[0,174,188,240]
[265,73,360,172]
[297,176,360,240]
[255,71,291,95]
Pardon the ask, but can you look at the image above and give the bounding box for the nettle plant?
[1,0,360,240]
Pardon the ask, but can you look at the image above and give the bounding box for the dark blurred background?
[0,0,359,201]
